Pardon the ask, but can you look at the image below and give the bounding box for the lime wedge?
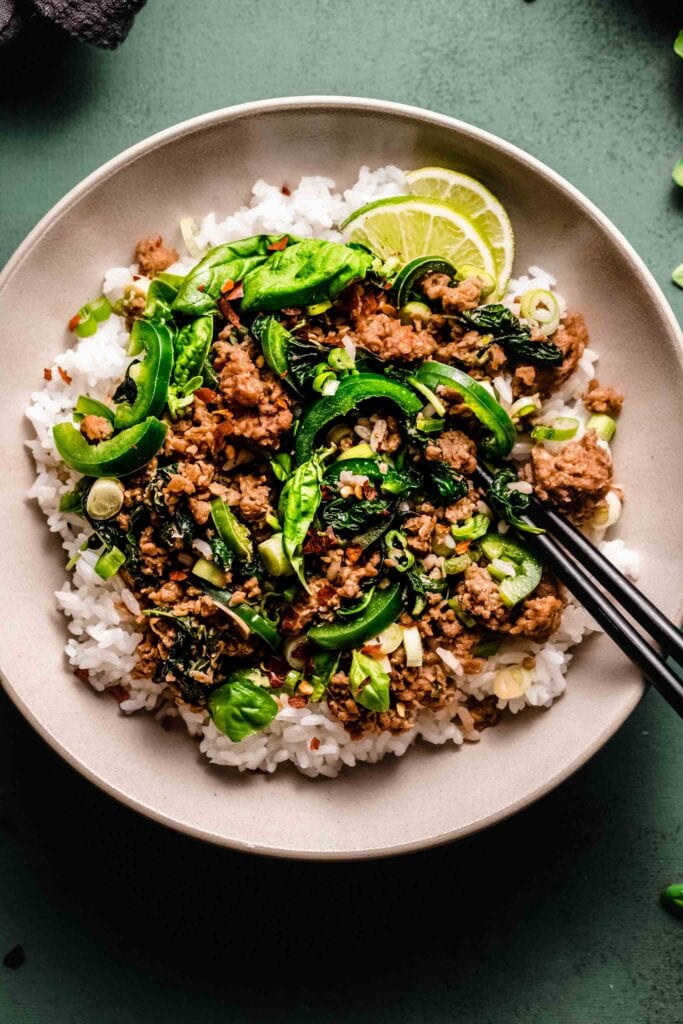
[341,195,496,285]
[405,167,514,299]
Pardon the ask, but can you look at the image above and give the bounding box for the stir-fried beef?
[135,235,179,277]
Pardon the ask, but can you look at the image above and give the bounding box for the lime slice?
[405,167,514,299]
[341,195,496,285]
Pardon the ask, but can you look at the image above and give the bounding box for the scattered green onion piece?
[85,477,124,521]
[398,301,432,325]
[672,264,683,289]
[89,296,112,323]
[446,597,475,628]
[375,622,403,654]
[94,545,126,581]
[179,217,204,259]
[431,530,456,557]
[508,395,541,421]
[586,414,616,442]
[416,414,446,435]
[443,554,471,575]
[335,443,377,462]
[402,625,423,667]
[408,377,447,417]
[75,315,98,338]
[284,670,301,695]
[493,666,531,700]
[673,159,683,188]
[313,370,337,394]
[328,347,355,371]
[455,264,496,297]
[257,534,293,577]
[192,557,228,588]
[530,417,580,442]
[519,288,561,334]
[305,300,332,316]
[451,514,490,541]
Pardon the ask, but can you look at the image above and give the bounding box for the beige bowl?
[1,98,681,859]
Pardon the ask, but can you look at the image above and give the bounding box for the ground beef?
[582,379,624,416]
[224,473,275,524]
[320,549,380,600]
[281,577,340,634]
[508,572,566,642]
[352,312,437,362]
[214,338,293,449]
[522,430,613,523]
[421,273,483,313]
[135,236,179,277]
[137,525,169,578]
[444,485,481,524]
[164,400,223,461]
[456,564,511,630]
[512,313,588,397]
[404,512,437,553]
[425,429,477,475]
[79,414,112,443]
[435,326,506,371]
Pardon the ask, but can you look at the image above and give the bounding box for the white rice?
[26,166,637,778]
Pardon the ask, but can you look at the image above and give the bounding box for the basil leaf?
[349,650,391,713]
[279,449,327,591]
[208,675,279,742]
[487,468,544,535]
[173,235,294,316]
[241,238,373,312]
[461,304,563,366]
[425,463,468,502]
[321,497,392,534]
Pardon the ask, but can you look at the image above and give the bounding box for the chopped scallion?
[94,546,126,581]
[586,414,616,442]
[531,416,579,442]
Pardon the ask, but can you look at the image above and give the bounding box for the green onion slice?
[530,416,579,442]
[586,414,616,442]
[94,546,126,581]
[519,288,560,334]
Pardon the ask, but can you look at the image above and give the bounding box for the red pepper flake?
[197,284,206,292]
[268,671,285,689]
[108,685,130,704]
[220,278,235,295]
[361,642,383,658]
[194,387,217,404]
[224,282,244,301]
[281,184,291,196]
[43,367,53,381]
[219,297,241,327]
[346,546,363,565]
[169,570,188,581]
[267,236,289,251]
[68,313,81,333]
[288,695,308,709]
[57,366,72,385]
[362,482,378,500]
[315,585,336,608]
[309,737,320,751]
[303,527,338,555]
[73,667,90,684]
[455,540,471,555]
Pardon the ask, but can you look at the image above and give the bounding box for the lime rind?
[405,167,515,300]
[342,195,496,283]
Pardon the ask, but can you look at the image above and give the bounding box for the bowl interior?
[1,99,681,858]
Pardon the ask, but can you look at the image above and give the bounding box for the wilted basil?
[349,650,390,713]
[462,304,563,365]
[208,670,279,742]
[241,238,373,311]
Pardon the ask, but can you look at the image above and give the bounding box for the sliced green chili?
[295,374,423,464]
[480,534,542,607]
[114,320,174,430]
[53,417,168,477]
[412,361,516,457]
[309,582,404,650]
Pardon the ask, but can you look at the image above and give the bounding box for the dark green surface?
[0,1,681,1020]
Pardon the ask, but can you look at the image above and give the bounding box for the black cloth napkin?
[0,0,148,48]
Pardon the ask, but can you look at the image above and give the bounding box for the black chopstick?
[472,465,683,717]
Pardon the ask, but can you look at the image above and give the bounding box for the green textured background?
[1,1,681,1021]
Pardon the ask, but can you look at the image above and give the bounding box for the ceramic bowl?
[1,97,681,859]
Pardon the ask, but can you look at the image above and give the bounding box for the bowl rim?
[1,95,681,860]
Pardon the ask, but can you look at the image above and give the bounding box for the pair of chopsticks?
[472,465,683,717]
